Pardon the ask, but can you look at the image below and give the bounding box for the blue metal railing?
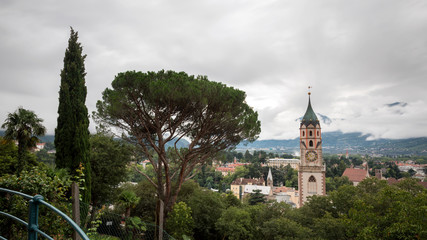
[0,187,89,240]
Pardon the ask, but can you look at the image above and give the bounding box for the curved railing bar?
[0,188,89,240]
[0,210,54,240]
[38,199,89,240]
[0,211,28,226]
[0,187,33,199]
[34,229,54,240]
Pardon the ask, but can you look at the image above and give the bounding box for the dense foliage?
[165,201,194,240]
[0,166,72,239]
[55,28,91,205]
[90,132,134,208]
[36,148,56,166]
[112,176,427,240]
[0,137,39,177]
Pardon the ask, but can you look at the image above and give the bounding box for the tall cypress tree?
[55,28,91,205]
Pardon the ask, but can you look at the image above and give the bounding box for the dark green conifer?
[55,28,91,205]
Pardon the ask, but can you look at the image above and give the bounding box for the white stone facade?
[267,158,300,170]
[298,171,326,204]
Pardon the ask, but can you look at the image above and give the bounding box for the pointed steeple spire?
[301,88,319,126]
[267,168,273,188]
[267,168,273,181]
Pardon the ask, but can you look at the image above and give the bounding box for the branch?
[129,91,163,156]
[134,165,158,188]
[184,165,203,181]
[173,134,186,163]
[136,134,159,173]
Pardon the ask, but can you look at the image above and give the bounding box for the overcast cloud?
[1,0,427,140]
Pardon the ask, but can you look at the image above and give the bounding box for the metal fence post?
[28,195,43,240]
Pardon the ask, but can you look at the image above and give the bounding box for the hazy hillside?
[2,130,426,156]
[0,130,54,143]
[0,130,189,149]
[237,131,427,156]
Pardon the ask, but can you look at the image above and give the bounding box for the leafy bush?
[166,202,194,240]
[0,166,72,239]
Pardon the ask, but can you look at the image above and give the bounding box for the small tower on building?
[298,88,326,206]
[267,168,273,188]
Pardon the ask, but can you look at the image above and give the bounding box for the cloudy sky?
[1,0,427,140]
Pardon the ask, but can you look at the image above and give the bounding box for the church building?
[298,91,326,206]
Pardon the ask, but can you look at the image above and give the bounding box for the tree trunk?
[17,141,26,175]
[125,207,131,218]
[158,199,164,240]
[72,182,81,240]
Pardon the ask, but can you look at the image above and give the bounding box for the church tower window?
[308,176,317,194]
[309,140,313,147]
[309,130,313,136]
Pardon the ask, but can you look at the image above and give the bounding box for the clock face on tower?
[305,150,318,162]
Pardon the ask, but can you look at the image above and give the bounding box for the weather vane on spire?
[308,86,312,95]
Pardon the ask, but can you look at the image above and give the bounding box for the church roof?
[342,168,369,183]
[244,185,271,195]
[273,186,293,193]
[387,178,399,185]
[301,95,319,126]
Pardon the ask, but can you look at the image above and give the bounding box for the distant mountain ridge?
[2,130,426,156]
[295,112,333,126]
[237,131,427,156]
[0,130,55,143]
[0,130,189,149]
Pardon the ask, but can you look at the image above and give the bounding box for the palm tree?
[118,190,140,218]
[1,107,46,174]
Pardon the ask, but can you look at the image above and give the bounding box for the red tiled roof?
[394,161,427,167]
[387,178,398,185]
[342,168,369,183]
[273,186,292,193]
[216,167,235,172]
[229,163,250,166]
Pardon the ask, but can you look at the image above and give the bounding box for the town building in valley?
[267,158,300,170]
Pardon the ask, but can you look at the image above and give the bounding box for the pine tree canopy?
[95,70,260,167]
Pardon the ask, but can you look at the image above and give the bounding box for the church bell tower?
[298,89,326,206]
